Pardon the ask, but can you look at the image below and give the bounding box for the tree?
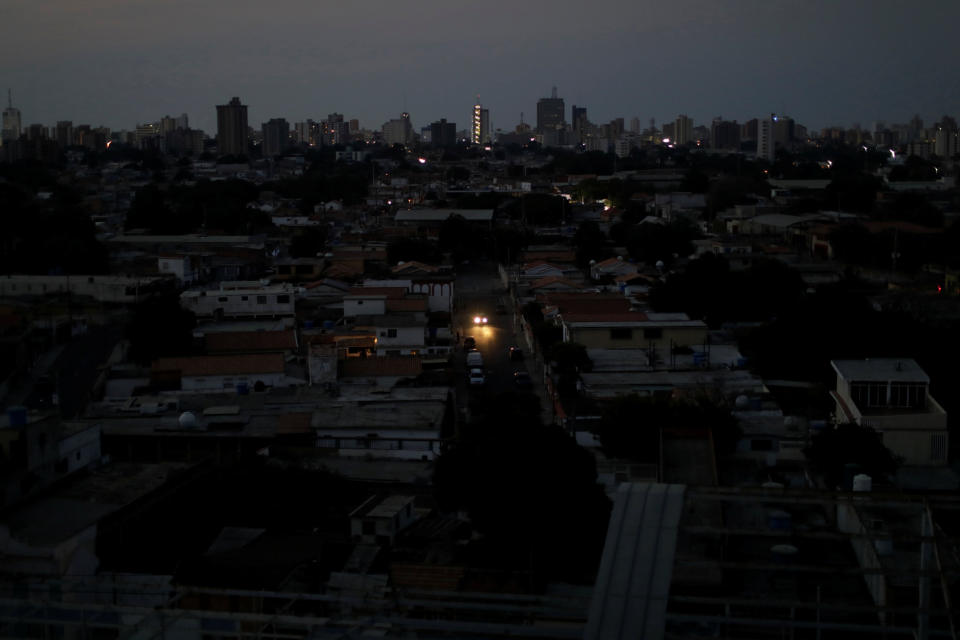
[573,221,607,267]
[386,238,442,265]
[126,295,197,365]
[592,394,740,464]
[289,228,328,259]
[433,392,611,583]
[547,341,593,374]
[805,423,900,488]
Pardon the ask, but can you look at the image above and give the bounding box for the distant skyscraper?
[674,114,692,145]
[324,113,348,145]
[262,118,289,157]
[757,114,775,162]
[1,90,21,145]
[472,100,490,144]
[382,112,413,146]
[429,118,456,148]
[710,118,740,150]
[55,120,73,148]
[629,117,641,134]
[536,87,565,134]
[216,96,248,157]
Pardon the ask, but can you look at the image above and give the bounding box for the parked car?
[468,368,485,386]
[513,370,533,389]
[508,346,524,361]
[463,336,476,350]
[466,350,483,368]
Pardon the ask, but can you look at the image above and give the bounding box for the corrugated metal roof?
[585,482,686,640]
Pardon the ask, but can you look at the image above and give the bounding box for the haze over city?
[3,0,960,131]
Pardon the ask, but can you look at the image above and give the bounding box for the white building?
[180,282,297,318]
[757,114,775,162]
[0,275,167,303]
[350,494,419,545]
[158,256,197,284]
[831,359,948,466]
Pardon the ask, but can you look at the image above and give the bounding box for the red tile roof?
[386,298,429,312]
[152,354,285,377]
[528,276,583,290]
[205,330,297,353]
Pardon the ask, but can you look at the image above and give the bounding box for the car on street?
[508,346,524,361]
[472,314,488,325]
[468,368,485,385]
[466,350,483,367]
[463,336,476,350]
[513,370,533,389]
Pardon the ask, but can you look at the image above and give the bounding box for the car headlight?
[473,316,481,324]
[482,316,488,324]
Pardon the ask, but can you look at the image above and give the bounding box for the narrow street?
[452,260,553,425]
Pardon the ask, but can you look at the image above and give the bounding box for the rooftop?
[831,358,929,383]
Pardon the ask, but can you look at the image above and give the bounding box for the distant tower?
[536,87,565,134]
[2,89,22,144]
[757,114,775,162]
[261,118,290,157]
[216,96,248,157]
[674,114,692,145]
[472,96,490,144]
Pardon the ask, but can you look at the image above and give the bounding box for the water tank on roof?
[853,474,872,492]
[178,411,198,429]
[236,383,249,396]
[323,320,335,329]
[303,320,314,330]
[735,395,750,409]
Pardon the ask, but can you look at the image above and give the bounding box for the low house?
[151,354,289,392]
[350,495,419,545]
[560,310,707,351]
[204,330,298,355]
[590,257,638,281]
[831,359,948,466]
[180,283,297,319]
[351,314,425,356]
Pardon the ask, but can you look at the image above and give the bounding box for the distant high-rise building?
[710,118,740,150]
[1,90,22,145]
[349,118,360,134]
[175,113,189,130]
[572,105,588,131]
[757,114,775,162]
[536,87,565,134]
[216,97,248,157]
[934,127,960,158]
[324,113,348,145]
[159,115,178,135]
[262,118,289,157]
[55,121,73,148]
[674,114,692,145]
[429,118,456,148]
[629,117,641,134]
[472,100,490,144]
[773,115,795,146]
[382,112,413,146]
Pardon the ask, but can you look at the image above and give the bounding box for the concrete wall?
[181,371,286,392]
[568,324,708,350]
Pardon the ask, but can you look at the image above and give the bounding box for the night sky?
[2,0,958,134]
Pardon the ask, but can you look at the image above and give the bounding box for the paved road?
[453,261,549,424]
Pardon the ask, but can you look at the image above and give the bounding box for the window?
[610,328,633,340]
[362,521,375,536]
[241,296,249,301]
[296,264,312,274]
[643,328,663,340]
[257,296,267,304]
[278,265,292,275]
[357,300,364,305]
[387,328,397,338]
[277,294,290,304]
[931,434,947,462]
[218,296,228,302]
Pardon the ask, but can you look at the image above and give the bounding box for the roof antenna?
[6,89,11,109]
[551,86,558,99]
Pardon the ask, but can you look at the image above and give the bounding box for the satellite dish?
[178,411,197,429]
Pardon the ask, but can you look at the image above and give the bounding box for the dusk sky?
[2,0,958,135]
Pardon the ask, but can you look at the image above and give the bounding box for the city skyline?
[2,1,959,134]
